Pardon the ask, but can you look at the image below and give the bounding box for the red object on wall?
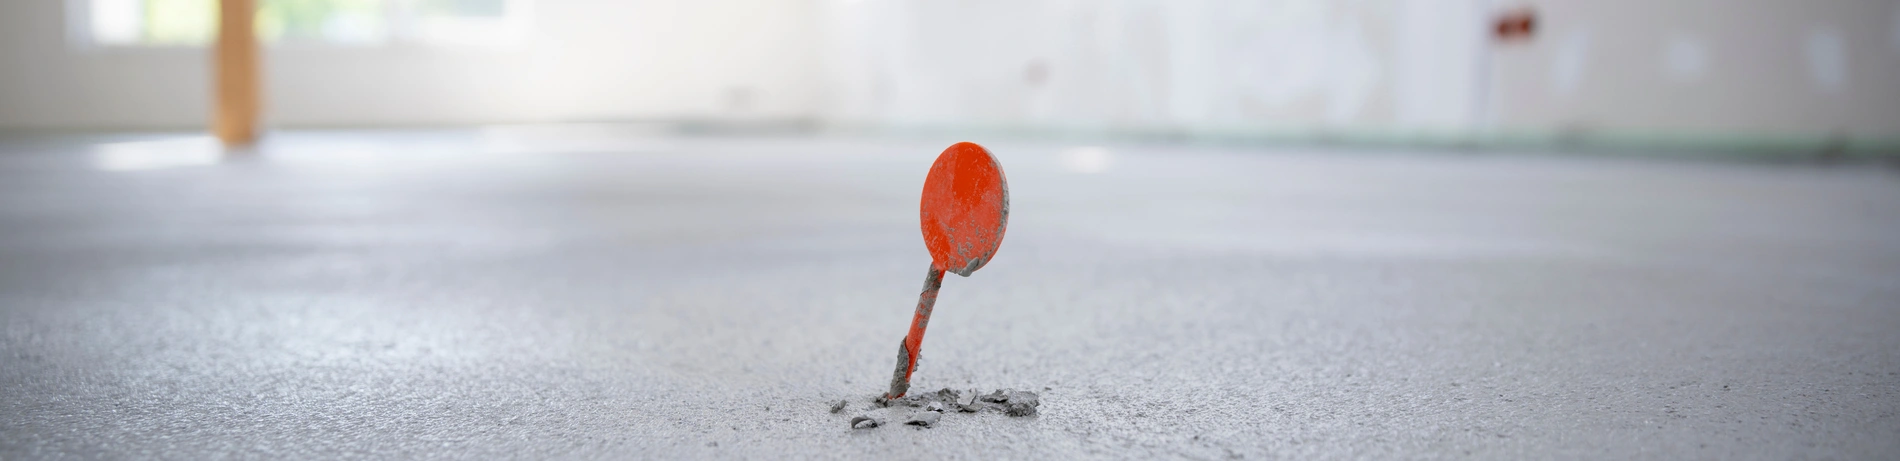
[1495,8,1536,42]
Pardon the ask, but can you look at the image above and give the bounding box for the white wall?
[5,0,1897,144]
[818,0,1485,135]
[1490,0,1900,139]
[0,0,822,129]
[819,0,1900,142]
[0,1,210,129]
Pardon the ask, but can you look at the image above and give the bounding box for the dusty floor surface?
[1,130,1897,459]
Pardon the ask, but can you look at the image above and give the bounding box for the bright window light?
[405,0,531,47]
[75,0,531,47]
[88,0,217,45]
[257,0,391,44]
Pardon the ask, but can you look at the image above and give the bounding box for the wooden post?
[213,0,259,146]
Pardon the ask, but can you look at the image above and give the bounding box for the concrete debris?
[882,387,964,409]
[958,389,979,409]
[1004,390,1040,416]
[830,400,849,414]
[850,408,897,429]
[979,389,1009,403]
[904,411,941,427]
[845,388,1041,429]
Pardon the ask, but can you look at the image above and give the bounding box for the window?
[403,0,530,47]
[258,0,390,44]
[75,0,531,47]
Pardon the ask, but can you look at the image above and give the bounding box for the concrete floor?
[1,130,1897,459]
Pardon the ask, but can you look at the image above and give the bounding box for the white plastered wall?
[818,0,1485,134]
[0,0,822,130]
[819,0,1900,143]
[3,0,1896,144]
[1489,0,1900,139]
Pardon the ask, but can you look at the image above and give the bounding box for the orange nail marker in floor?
[886,142,1009,399]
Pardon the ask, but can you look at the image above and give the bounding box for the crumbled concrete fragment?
[1004,390,1040,417]
[886,387,964,409]
[843,388,1043,424]
[830,400,849,414]
[979,389,1009,403]
[904,410,941,427]
[955,389,981,412]
[851,408,897,429]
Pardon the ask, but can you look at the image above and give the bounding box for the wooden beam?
[213,0,259,146]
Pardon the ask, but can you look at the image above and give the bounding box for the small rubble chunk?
[904,410,941,427]
[957,389,981,412]
[851,408,898,429]
[830,400,849,414]
[884,387,962,409]
[979,389,1009,403]
[844,388,1043,428]
[1004,390,1040,417]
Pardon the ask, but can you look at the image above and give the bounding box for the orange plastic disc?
[920,142,1009,276]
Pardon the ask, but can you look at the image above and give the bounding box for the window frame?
[63,0,534,50]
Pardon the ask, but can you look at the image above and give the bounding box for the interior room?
[2,1,1897,458]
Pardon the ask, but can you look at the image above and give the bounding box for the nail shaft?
[886,265,945,398]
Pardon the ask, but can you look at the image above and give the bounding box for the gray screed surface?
[1,131,1897,459]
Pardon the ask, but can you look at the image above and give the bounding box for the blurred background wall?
[821,0,1900,147]
[819,0,1483,135]
[0,0,820,129]
[1,0,1896,150]
[1489,1,1900,141]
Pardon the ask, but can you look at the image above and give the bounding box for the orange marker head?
[920,142,1009,276]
